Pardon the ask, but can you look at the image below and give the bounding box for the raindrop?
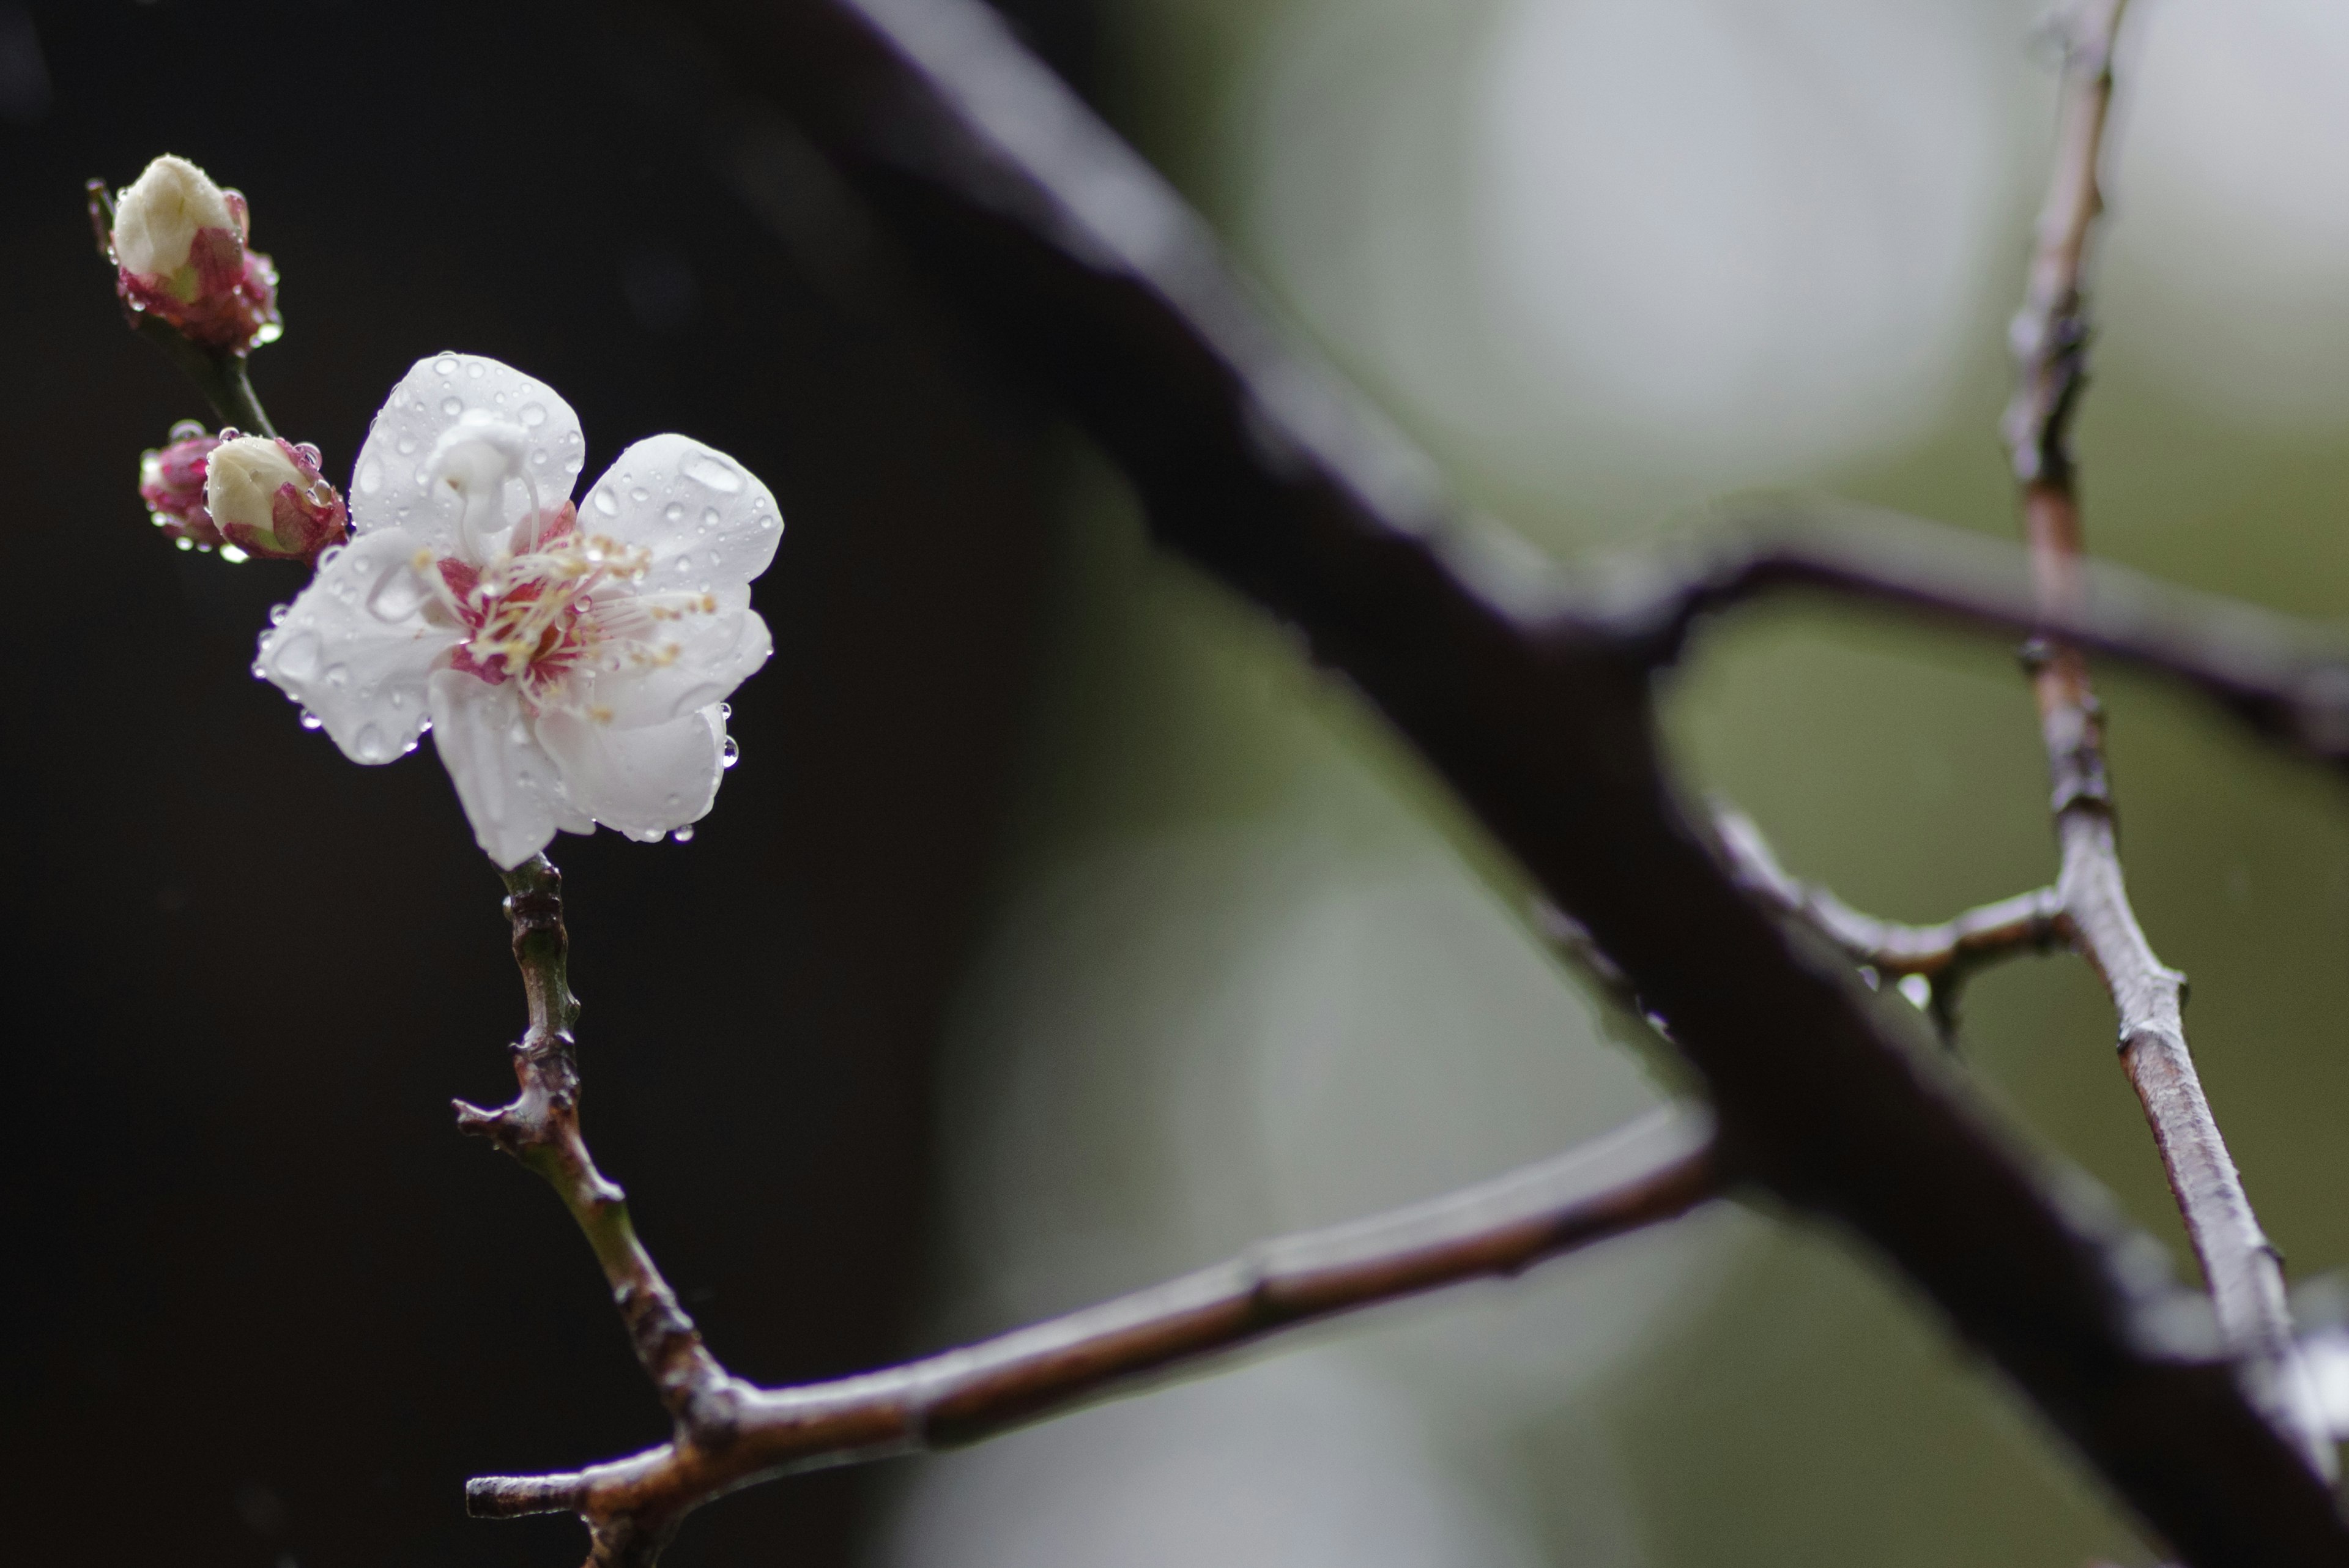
[521,403,547,428]
[717,702,731,720]
[274,631,322,680]
[629,487,650,505]
[675,555,692,572]
[325,664,349,688]
[169,418,207,442]
[358,460,382,496]
[670,825,695,843]
[682,454,744,493]
[467,362,488,379]
[440,396,464,417]
[530,450,549,467]
[249,661,265,679]
[267,603,291,626]
[434,355,459,376]
[299,710,324,730]
[355,724,388,762]
[700,507,720,532]
[664,502,685,524]
[396,435,418,456]
[316,544,346,571]
[592,487,620,516]
[720,737,740,769]
[368,567,426,623]
[757,515,776,531]
[390,690,407,710]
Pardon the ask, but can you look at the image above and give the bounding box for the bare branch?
[622,1,2349,1560]
[1996,0,2332,1479]
[1576,503,2349,775]
[1713,806,2063,1038]
[469,1104,1718,1557]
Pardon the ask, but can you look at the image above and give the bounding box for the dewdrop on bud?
[204,434,349,562]
[138,420,224,548]
[108,155,281,352]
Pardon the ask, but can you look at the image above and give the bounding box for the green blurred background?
[873,2,2349,1564]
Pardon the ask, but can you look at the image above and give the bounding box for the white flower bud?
[111,154,237,279]
[204,434,349,561]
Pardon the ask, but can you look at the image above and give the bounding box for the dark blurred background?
[8,2,2349,1567]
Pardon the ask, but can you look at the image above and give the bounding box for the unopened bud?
[204,434,349,562]
[109,155,280,352]
[138,420,225,549]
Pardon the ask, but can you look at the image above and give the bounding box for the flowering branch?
[465,1087,1716,1566]
[1996,0,2331,1477]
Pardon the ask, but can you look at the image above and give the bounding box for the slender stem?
[454,856,741,1454]
[467,1109,1719,1560]
[1713,807,2063,1038]
[2000,0,2332,1479]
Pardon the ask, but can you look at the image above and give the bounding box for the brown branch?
[453,857,744,1463]
[1583,502,2349,775]
[1713,807,2064,1037]
[1998,0,2332,1479]
[467,1095,1716,1559]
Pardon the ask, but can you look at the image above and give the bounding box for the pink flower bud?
[204,434,349,562]
[109,155,280,353]
[138,420,225,549]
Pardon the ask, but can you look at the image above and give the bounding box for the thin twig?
[1998,0,2332,1479]
[1578,502,2349,774]
[1713,806,2063,1038]
[453,856,745,1559]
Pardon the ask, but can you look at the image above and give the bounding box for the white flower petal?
[428,670,570,868]
[577,595,771,730]
[349,353,586,549]
[535,704,725,842]
[579,434,782,590]
[259,529,456,764]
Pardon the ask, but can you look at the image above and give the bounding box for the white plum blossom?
[256,352,781,868]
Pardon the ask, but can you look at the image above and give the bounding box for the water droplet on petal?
[700,507,720,532]
[358,460,382,496]
[396,434,418,456]
[720,737,740,770]
[521,402,547,428]
[316,544,346,571]
[440,396,464,417]
[267,603,291,626]
[664,502,685,524]
[355,724,388,762]
[682,453,744,493]
[717,702,731,720]
[434,355,460,376]
[299,710,324,730]
[368,565,426,623]
[670,824,695,842]
[274,631,322,680]
[675,555,691,572]
[592,486,620,516]
[325,663,349,688]
[629,487,650,505]
[467,361,488,379]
